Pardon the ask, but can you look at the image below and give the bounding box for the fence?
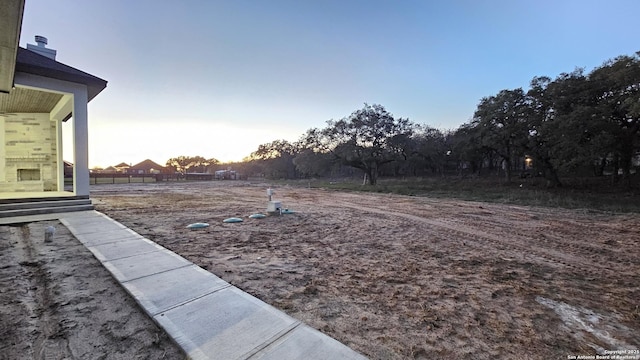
[89,173,159,184]
[87,173,220,184]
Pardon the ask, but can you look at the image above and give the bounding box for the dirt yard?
[3,180,638,359]
[0,219,185,359]
[89,181,639,359]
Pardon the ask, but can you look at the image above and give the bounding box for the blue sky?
[19,0,640,167]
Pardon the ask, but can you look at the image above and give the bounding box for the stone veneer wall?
[0,113,58,192]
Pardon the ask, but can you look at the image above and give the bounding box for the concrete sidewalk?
[51,210,367,360]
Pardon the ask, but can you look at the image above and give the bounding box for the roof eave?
[15,47,107,101]
[0,0,25,93]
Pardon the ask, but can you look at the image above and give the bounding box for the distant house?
[101,166,117,174]
[214,169,238,180]
[1,1,107,200]
[113,162,131,174]
[64,161,73,177]
[130,159,166,174]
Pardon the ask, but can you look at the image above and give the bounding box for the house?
[1,0,107,216]
[214,169,238,180]
[64,161,73,177]
[101,166,117,174]
[130,159,166,174]
[113,162,131,174]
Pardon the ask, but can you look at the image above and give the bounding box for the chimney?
[27,35,57,60]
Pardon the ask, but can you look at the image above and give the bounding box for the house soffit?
[0,87,64,113]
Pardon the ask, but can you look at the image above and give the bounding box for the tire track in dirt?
[450,213,639,266]
[319,191,634,259]
[9,224,72,359]
[331,200,635,279]
[435,213,640,279]
[230,186,638,284]
[432,217,636,277]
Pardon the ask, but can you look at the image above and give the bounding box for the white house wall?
[0,113,58,192]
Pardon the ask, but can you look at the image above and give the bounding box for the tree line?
[238,51,639,187]
[164,51,638,187]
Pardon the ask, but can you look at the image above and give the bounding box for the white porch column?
[55,118,64,191]
[50,94,72,192]
[72,89,89,196]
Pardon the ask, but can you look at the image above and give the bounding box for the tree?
[247,140,299,179]
[186,156,208,173]
[525,76,563,187]
[165,156,218,174]
[292,149,334,177]
[249,140,296,161]
[588,52,640,181]
[166,156,191,174]
[545,68,608,176]
[452,51,639,187]
[472,88,530,182]
[450,123,490,175]
[287,129,328,177]
[204,157,220,172]
[408,125,449,176]
[321,104,414,185]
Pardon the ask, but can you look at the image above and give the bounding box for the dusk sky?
[19,0,640,168]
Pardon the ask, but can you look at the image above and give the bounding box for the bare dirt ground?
[87,181,639,359]
[0,220,185,359]
[5,180,636,359]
